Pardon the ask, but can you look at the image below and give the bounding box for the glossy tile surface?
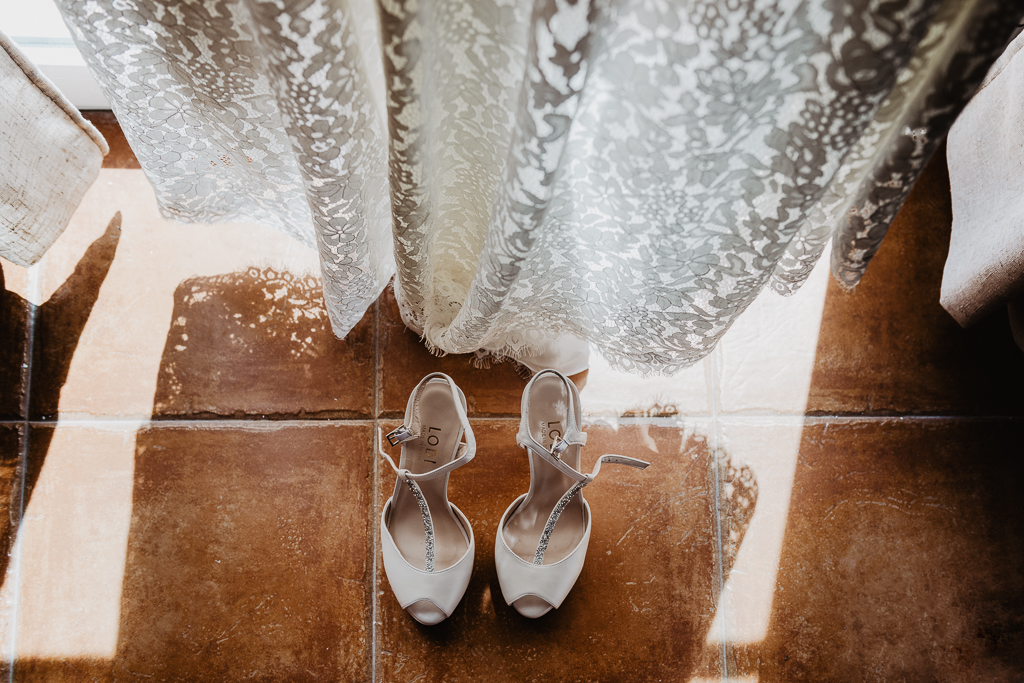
[375,420,721,683]
[13,423,373,683]
[4,116,1023,682]
[720,418,1024,683]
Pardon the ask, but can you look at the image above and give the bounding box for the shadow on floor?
[729,152,1024,681]
[120,268,376,681]
[150,268,374,419]
[154,269,328,417]
[0,214,121,588]
[14,266,376,683]
[11,264,760,682]
[12,147,1024,682]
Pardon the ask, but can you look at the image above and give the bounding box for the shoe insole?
[504,375,586,565]
[389,380,469,571]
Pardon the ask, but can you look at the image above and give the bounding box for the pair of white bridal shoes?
[378,370,649,625]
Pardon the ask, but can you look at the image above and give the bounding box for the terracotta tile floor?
[0,114,1022,682]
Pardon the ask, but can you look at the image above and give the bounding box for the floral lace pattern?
[57,0,1020,374]
[773,0,1020,294]
[58,0,393,336]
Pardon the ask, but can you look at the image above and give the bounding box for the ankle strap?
[583,453,650,481]
[517,371,650,564]
[516,369,591,481]
[377,373,476,483]
[516,369,649,482]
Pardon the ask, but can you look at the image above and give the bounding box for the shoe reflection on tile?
[375,420,754,682]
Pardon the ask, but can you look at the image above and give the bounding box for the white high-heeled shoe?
[378,372,476,625]
[495,369,650,618]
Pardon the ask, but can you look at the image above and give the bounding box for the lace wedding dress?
[57,0,1019,374]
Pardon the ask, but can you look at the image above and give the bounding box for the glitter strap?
[378,373,475,573]
[532,453,650,565]
[403,478,435,572]
[534,481,585,564]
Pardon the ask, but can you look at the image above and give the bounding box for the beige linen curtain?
[943,29,1024,350]
[1,29,107,267]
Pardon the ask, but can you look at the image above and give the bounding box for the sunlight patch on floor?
[584,337,712,419]
[697,250,832,679]
[1,425,138,658]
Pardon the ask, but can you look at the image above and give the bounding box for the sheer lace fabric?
[57,0,1020,374]
[58,0,394,330]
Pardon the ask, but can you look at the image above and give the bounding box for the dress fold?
[53,0,1022,373]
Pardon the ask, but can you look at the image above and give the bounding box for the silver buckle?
[550,436,568,459]
[386,425,413,447]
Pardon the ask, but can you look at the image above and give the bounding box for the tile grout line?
[370,296,379,683]
[19,418,384,428]
[0,414,1019,428]
[708,347,728,681]
[9,260,42,682]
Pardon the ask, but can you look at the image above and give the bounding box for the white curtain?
[56,0,1020,374]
